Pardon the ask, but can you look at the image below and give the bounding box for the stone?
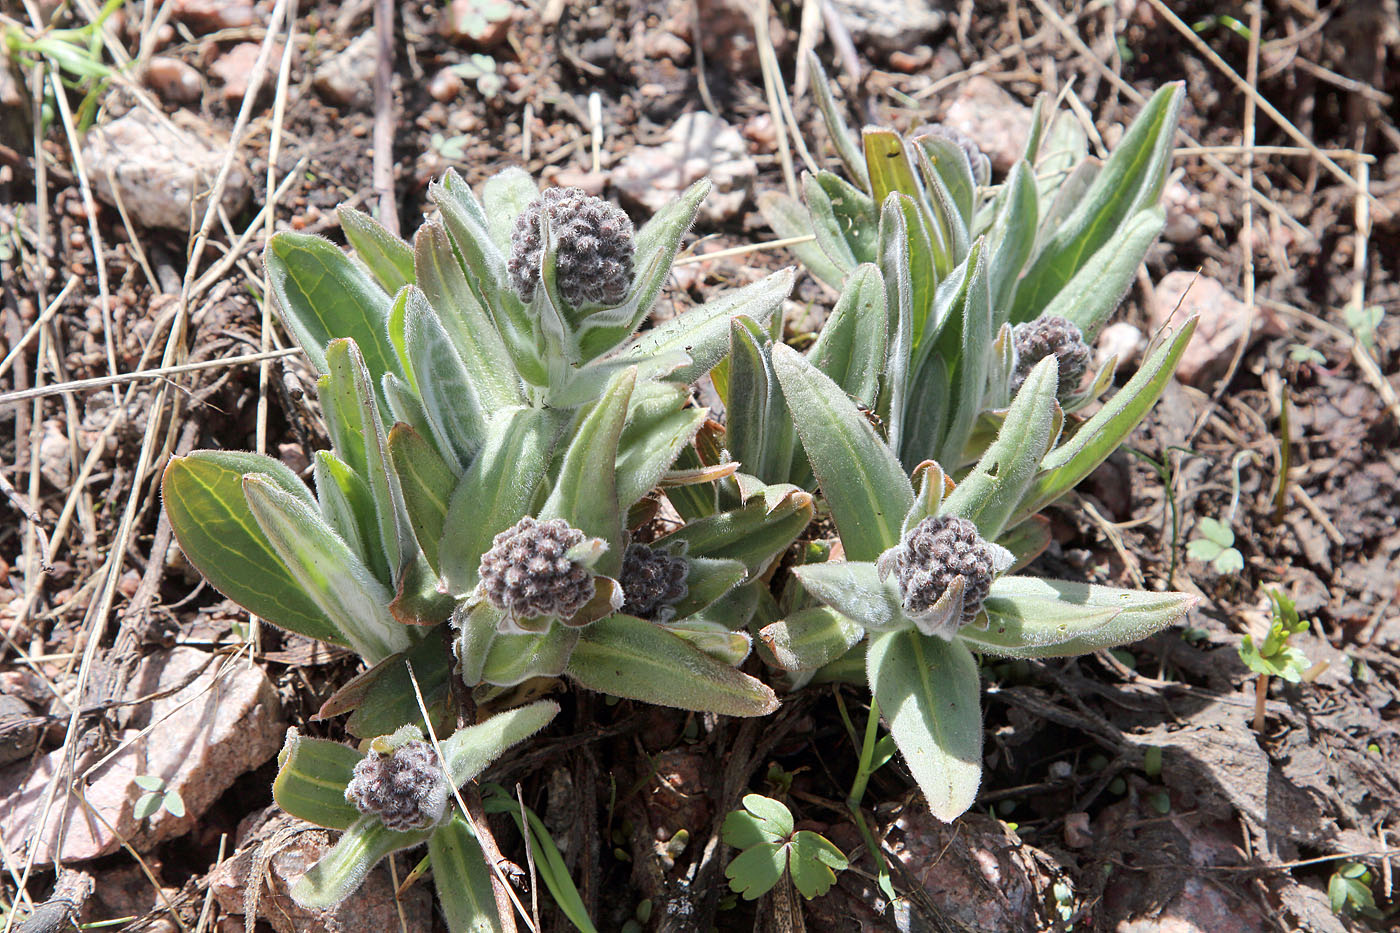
[1099,321,1146,371]
[0,648,283,864]
[1162,179,1203,244]
[209,809,433,933]
[829,0,946,54]
[1149,271,1283,386]
[81,109,250,232]
[427,67,464,103]
[941,76,1033,174]
[144,56,202,105]
[444,0,517,47]
[0,694,40,767]
[313,33,376,110]
[210,42,277,103]
[611,111,756,224]
[171,0,255,33]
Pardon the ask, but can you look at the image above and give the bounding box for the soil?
[2,0,1399,931]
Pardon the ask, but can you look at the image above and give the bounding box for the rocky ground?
[2,0,1399,930]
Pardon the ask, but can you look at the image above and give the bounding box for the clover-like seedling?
[1187,516,1243,574]
[132,775,185,821]
[722,794,848,901]
[1328,862,1380,919]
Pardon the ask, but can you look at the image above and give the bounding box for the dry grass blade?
[0,349,301,408]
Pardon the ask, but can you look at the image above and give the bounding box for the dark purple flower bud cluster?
[478,516,595,621]
[507,187,635,308]
[344,740,447,832]
[880,516,997,627]
[619,543,689,620]
[1010,315,1091,398]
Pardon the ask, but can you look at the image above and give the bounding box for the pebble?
[313,33,376,110]
[828,0,946,53]
[144,56,202,105]
[611,111,757,224]
[210,42,277,104]
[427,67,463,103]
[941,76,1033,173]
[1150,271,1283,386]
[171,0,255,34]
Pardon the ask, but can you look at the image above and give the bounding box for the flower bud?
[878,516,997,635]
[344,740,447,832]
[507,187,635,308]
[478,516,596,621]
[916,124,991,186]
[1010,315,1091,398]
[619,543,689,621]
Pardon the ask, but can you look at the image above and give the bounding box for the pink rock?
[611,111,756,224]
[144,56,202,105]
[941,76,1033,174]
[210,42,278,104]
[81,109,250,231]
[312,33,376,110]
[171,0,255,33]
[0,648,283,864]
[1115,877,1269,933]
[1150,271,1282,386]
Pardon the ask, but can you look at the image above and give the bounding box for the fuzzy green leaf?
[771,344,913,561]
[659,486,814,578]
[975,576,1197,657]
[273,730,364,830]
[387,424,456,574]
[291,817,432,909]
[757,192,846,288]
[163,452,345,647]
[1042,207,1166,341]
[759,607,865,672]
[793,561,906,633]
[431,815,507,933]
[568,615,779,716]
[339,207,414,295]
[806,263,887,407]
[866,630,983,822]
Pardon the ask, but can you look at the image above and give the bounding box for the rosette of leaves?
[744,66,1197,569]
[271,700,557,923]
[162,169,800,738]
[756,350,1198,820]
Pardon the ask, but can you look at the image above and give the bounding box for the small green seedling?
[722,794,848,901]
[450,53,502,98]
[1344,302,1384,351]
[132,775,185,820]
[1186,517,1242,574]
[448,0,514,44]
[1328,862,1380,919]
[1238,589,1311,732]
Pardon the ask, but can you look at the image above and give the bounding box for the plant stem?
[1252,673,1269,733]
[845,698,895,899]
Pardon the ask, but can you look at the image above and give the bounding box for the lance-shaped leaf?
[291,816,432,909]
[244,474,411,663]
[540,367,635,576]
[756,191,846,289]
[666,556,747,620]
[1041,207,1165,341]
[914,132,976,229]
[794,561,907,633]
[930,241,993,468]
[568,615,779,716]
[876,196,916,454]
[313,451,388,585]
[815,172,879,264]
[663,619,753,666]
[802,172,859,274]
[659,486,813,577]
[866,629,983,822]
[808,53,869,191]
[615,392,707,508]
[617,268,795,386]
[985,161,1038,322]
[577,178,710,360]
[1011,83,1184,322]
[440,407,562,595]
[1014,317,1197,521]
[727,316,796,486]
[414,221,522,410]
[941,356,1061,541]
[956,594,1121,659]
[970,576,1197,657]
[760,607,865,672]
[273,730,364,831]
[321,339,414,578]
[772,344,913,561]
[439,699,559,784]
[430,815,506,933]
[387,423,456,574]
[806,263,887,407]
[265,233,401,392]
[405,288,488,468]
[163,452,345,646]
[339,207,414,295]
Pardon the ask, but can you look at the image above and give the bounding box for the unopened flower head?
[344,740,447,832]
[508,187,635,307]
[878,516,997,634]
[1010,315,1091,398]
[478,516,596,621]
[619,543,689,621]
